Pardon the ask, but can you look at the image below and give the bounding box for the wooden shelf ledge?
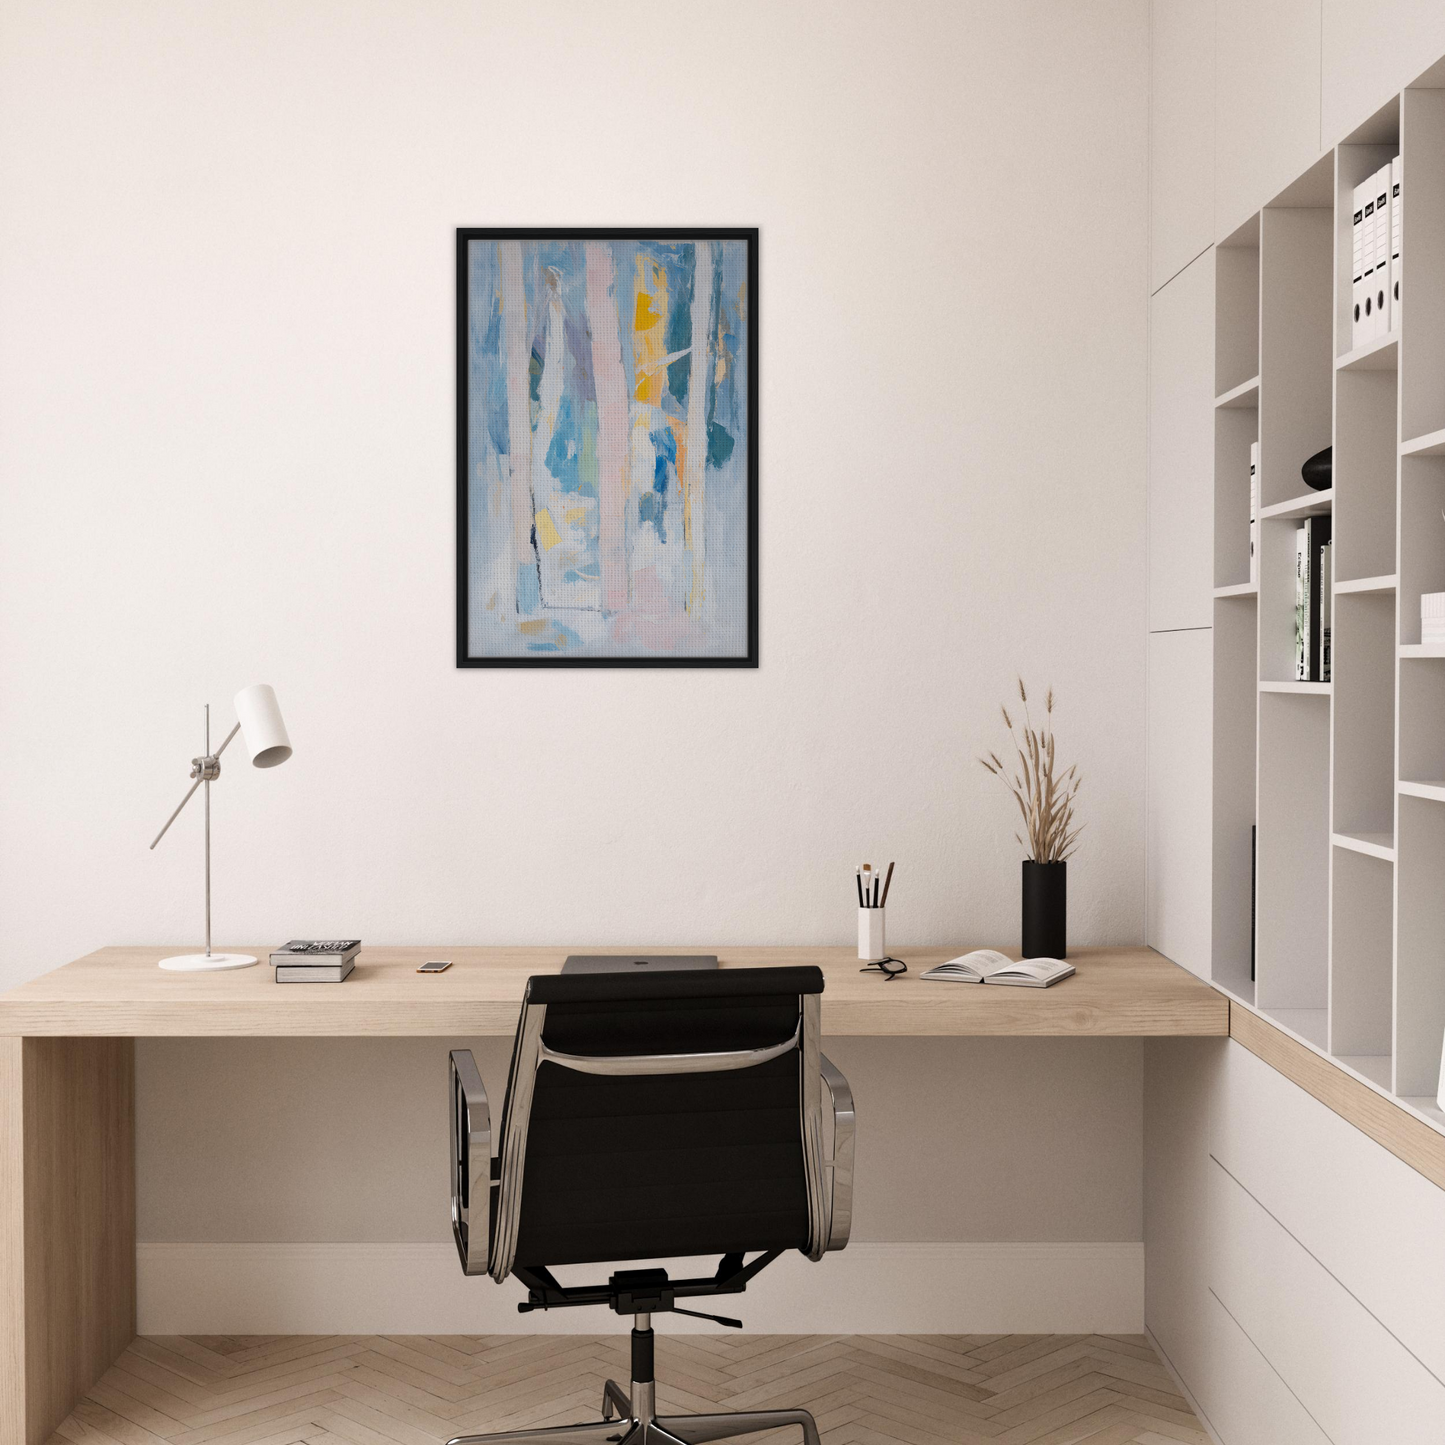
[1230,1002,1445,1192]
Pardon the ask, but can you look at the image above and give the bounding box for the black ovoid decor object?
[1302,445,1332,491]
[1022,860,1067,959]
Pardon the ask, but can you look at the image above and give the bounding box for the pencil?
[880,860,895,907]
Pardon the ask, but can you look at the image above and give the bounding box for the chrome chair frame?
[446,985,854,1445]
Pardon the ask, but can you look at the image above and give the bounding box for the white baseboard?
[137,1241,1143,1336]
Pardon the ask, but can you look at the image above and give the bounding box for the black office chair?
[446,965,855,1445]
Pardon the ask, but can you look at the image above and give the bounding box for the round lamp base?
[158,952,258,972]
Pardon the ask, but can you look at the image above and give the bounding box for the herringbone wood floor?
[49,1334,1209,1445]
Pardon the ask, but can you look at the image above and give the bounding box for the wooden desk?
[0,944,1223,1445]
[0,943,1225,1038]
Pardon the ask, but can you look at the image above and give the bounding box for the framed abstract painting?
[456,228,758,667]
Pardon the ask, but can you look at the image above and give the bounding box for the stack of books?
[270,939,361,983]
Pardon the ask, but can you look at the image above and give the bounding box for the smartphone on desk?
[417,959,452,973]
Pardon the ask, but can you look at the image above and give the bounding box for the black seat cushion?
[508,967,822,1268]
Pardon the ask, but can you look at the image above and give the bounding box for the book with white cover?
[1351,179,1367,349]
[1295,525,1309,680]
[920,950,1075,987]
[1391,154,1402,331]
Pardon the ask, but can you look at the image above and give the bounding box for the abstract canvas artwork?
[456,228,757,666]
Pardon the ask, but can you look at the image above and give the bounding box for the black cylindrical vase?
[1022,860,1067,958]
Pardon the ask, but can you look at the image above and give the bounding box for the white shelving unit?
[1212,80,1445,1133]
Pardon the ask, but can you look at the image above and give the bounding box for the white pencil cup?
[858,907,886,962]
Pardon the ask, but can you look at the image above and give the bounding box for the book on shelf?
[276,958,355,983]
[1249,441,1259,585]
[1295,526,1308,679]
[1320,538,1332,682]
[920,950,1074,988]
[1293,517,1332,681]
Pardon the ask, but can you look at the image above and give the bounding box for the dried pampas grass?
[979,678,1083,863]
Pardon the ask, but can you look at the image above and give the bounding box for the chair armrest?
[449,1049,492,1276]
[819,1052,855,1251]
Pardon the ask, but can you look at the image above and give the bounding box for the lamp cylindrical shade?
[233,684,292,768]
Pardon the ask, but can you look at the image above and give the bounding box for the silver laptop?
[561,954,719,974]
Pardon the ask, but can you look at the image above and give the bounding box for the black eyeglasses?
[859,956,908,981]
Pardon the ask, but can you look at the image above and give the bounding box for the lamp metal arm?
[148,721,242,850]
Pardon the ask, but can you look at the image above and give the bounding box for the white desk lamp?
[149,684,292,972]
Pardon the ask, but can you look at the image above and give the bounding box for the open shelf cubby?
[1208,73,1445,1128]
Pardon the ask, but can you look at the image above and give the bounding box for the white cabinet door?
[1150,0,1215,292]
[1149,251,1215,631]
[1147,629,1213,978]
[1215,0,1323,237]
[1197,1290,1332,1445]
[1211,1156,1445,1443]
[1214,1039,1445,1384]
[1322,0,1445,145]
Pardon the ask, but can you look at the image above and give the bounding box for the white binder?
[1351,179,1368,349]
[1362,171,1380,342]
[1391,154,1402,333]
[1373,164,1391,341]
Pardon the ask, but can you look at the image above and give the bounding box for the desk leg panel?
[0,1037,136,1445]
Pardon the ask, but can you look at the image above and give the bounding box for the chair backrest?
[488,966,828,1280]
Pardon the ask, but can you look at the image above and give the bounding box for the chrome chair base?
[446,1379,822,1445]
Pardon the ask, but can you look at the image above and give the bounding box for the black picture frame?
[455,227,758,668]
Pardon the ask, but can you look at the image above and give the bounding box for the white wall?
[136,1035,1144,1244]
[0,0,1150,982]
[0,0,1151,1328]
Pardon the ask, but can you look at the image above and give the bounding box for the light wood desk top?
[0,944,1227,1037]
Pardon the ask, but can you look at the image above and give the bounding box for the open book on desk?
[920,950,1075,988]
